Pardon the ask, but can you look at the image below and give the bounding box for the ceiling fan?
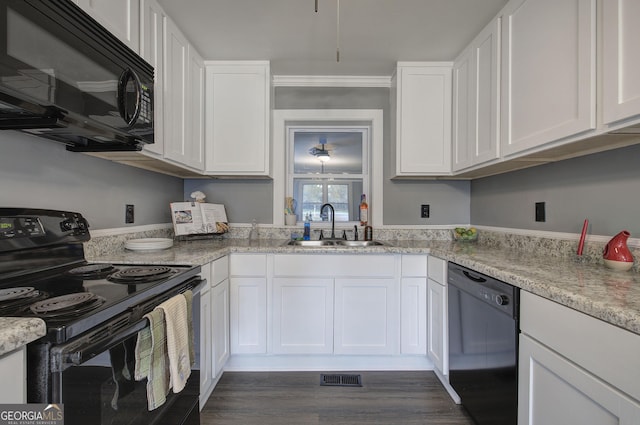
[309,138,332,162]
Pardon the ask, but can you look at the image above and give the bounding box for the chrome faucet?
[320,203,335,239]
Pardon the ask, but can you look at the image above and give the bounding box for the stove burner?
[107,266,176,284]
[0,286,36,302]
[66,263,116,279]
[30,292,105,317]
[0,287,47,316]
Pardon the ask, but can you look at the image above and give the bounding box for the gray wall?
[184,86,471,225]
[184,179,273,224]
[0,131,183,229]
[470,143,640,236]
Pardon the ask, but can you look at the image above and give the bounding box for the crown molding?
[272,75,392,88]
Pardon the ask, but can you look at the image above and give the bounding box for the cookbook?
[170,202,229,236]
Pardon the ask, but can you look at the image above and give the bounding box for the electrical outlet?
[421,204,430,218]
[535,202,545,222]
[125,204,135,224]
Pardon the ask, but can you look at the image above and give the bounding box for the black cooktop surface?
[0,262,200,343]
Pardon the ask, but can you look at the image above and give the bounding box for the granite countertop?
[87,238,640,336]
[0,317,46,356]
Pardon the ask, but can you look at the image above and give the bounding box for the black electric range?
[0,208,202,425]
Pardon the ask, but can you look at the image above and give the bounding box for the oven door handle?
[52,318,149,371]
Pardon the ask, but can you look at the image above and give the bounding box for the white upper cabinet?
[187,46,205,169]
[452,18,501,172]
[602,0,640,126]
[204,61,271,176]
[500,0,596,157]
[139,0,164,157]
[391,63,453,176]
[75,0,140,53]
[163,18,205,170]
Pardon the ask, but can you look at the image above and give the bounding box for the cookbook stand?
[170,201,229,241]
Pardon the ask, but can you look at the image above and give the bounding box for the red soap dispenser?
[603,230,634,271]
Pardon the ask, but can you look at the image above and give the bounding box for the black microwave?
[0,0,154,151]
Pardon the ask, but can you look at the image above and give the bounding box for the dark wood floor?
[200,371,475,425]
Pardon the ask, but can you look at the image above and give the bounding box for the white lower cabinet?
[228,253,434,369]
[334,278,398,355]
[519,292,640,425]
[198,283,213,406]
[519,334,640,425]
[400,278,427,354]
[229,277,267,354]
[212,278,230,375]
[272,278,334,354]
[399,255,428,355]
[0,348,26,403]
[426,278,447,375]
[196,263,213,406]
[229,254,268,354]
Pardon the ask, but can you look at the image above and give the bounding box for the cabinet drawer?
[521,292,640,401]
[211,256,229,285]
[427,256,447,284]
[273,254,396,278]
[401,255,428,277]
[229,254,266,276]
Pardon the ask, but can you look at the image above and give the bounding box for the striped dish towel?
[157,294,191,393]
[134,308,171,410]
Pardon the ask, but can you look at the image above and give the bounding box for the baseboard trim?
[223,354,434,372]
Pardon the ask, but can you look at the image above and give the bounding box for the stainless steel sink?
[285,240,339,247]
[336,240,386,247]
[285,239,388,247]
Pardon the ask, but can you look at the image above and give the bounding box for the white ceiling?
[157,0,509,76]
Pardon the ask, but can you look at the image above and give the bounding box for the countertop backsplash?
[84,224,639,273]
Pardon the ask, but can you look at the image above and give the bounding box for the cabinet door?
[334,278,398,355]
[519,334,640,425]
[140,0,164,156]
[75,0,140,52]
[602,0,640,125]
[427,278,447,375]
[472,18,500,166]
[163,18,188,165]
[500,0,595,156]
[212,279,230,377]
[452,47,474,171]
[393,63,452,176]
[205,62,270,176]
[198,287,213,405]
[272,278,334,354]
[230,277,267,354]
[186,45,205,169]
[400,278,427,355]
[0,348,26,403]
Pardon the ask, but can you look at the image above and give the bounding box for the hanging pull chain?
[315,0,318,12]
[336,0,340,62]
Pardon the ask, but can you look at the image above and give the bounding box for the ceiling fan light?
[317,152,331,162]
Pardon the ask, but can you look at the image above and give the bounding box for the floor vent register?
[320,374,363,387]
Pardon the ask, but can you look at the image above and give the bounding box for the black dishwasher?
[447,262,519,425]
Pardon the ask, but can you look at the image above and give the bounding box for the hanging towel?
[182,290,195,365]
[157,294,191,393]
[134,309,171,410]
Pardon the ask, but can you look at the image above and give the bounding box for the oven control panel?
[0,216,45,239]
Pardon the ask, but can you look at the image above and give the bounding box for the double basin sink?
[285,239,388,247]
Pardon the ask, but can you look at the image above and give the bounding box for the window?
[287,126,369,223]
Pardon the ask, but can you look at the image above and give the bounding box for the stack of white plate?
[124,238,173,251]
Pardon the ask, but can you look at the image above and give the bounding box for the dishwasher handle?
[462,270,486,283]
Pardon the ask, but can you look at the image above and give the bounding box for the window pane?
[328,184,349,221]
[302,184,323,221]
[293,132,363,174]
